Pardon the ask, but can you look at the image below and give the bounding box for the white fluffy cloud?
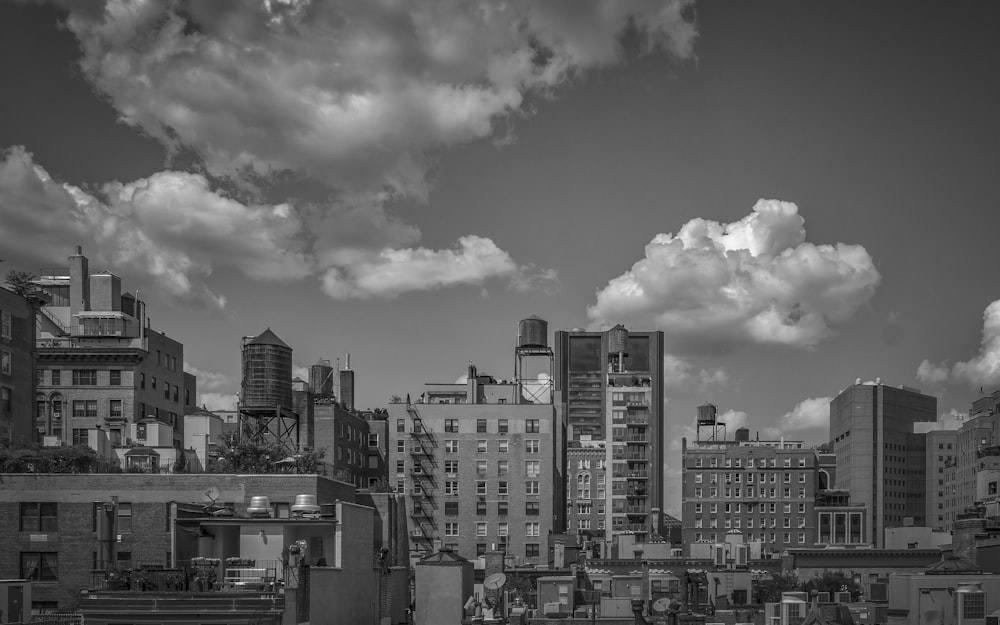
[587,199,881,350]
[918,299,1000,389]
[55,0,696,196]
[184,361,239,411]
[663,354,728,391]
[774,396,831,433]
[0,146,554,304]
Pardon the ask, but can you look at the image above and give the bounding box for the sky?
[3,1,1000,516]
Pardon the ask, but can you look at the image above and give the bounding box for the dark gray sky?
[2,1,999,514]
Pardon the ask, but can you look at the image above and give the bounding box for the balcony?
[625,505,647,515]
[625,416,648,425]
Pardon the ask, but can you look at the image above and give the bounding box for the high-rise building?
[32,247,197,450]
[387,330,559,565]
[829,381,937,546]
[938,392,1000,528]
[554,327,664,545]
[924,428,958,531]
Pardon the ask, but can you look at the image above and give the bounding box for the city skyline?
[3,2,1000,518]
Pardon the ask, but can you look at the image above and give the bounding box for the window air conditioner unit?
[412,528,423,537]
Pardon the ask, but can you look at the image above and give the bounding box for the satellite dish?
[652,598,672,613]
[484,573,507,590]
[201,486,221,504]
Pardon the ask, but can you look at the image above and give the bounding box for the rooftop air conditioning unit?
[836,592,852,604]
[868,583,888,602]
[816,592,830,603]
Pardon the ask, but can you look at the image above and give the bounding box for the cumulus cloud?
[918,299,1000,389]
[54,0,696,196]
[184,361,238,410]
[587,199,881,350]
[717,409,748,431]
[773,396,831,433]
[0,146,554,303]
[199,392,238,412]
[662,354,728,391]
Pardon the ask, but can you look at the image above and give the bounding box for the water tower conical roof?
[248,327,290,348]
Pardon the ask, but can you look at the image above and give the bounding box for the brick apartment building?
[565,444,607,551]
[1,285,40,445]
[32,247,196,450]
[0,473,356,611]
[387,363,560,566]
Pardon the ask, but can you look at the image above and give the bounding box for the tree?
[802,571,861,599]
[0,443,101,473]
[213,433,326,474]
[754,572,801,604]
[4,270,36,296]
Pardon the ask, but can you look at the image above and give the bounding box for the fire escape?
[407,403,437,550]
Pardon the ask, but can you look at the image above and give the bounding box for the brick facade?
[0,287,37,445]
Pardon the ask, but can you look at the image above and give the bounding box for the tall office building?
[829,381,936,547]
[554,326,664,546]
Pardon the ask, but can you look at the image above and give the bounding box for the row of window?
[397,418,541,434]
[441,521,542,537]
[417,479,542,496]
[155,350,179,372]
[693,532,808,544]
[432,501,543,516]
[693,486,808,499]
[39,369,123,386]
[695,502,807,514]
[19,502,134,533]
[693,456,808,468]
[398,438,541,454]
[1,311,11,339]
[693,472,809,484]
[694,517,808,529]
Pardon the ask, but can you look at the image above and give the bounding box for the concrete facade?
[0,286,38,446]
[925,428,959,530]
[829,382,937,546]
[0,473,355,610]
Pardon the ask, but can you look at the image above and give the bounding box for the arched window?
[577,472,591,499]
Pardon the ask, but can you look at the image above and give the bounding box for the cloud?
[54,0,696,196]
[773,396,831,433]
[198,392,238,412]
[662,354,728,391]
[292,366,310,382]
[717,409,748,431]
[320,235,557,299]
[184,361,239,410]
[0,146,555,302]
[918,299,1000,389]
[587,199,881,350]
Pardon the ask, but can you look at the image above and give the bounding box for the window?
[72,428,88,446]
[477,419,487,433]
[445,481,460,496]
[173,384,179,402]
[397,440,405,453]
[445,522,459,537]
[477,440,488,453]
[798,503,806,513]
[109,400,123,420]
[445,502,459,516]
[368,433,379,448]
[499,481,509,496]
[498,522,509,536]
[0,350,11,375]
[396,461,405,475]
[525,543,540,558]
[0,311,9,338]
[151,376,156,390]
[695,473,703,484]
[525,481,539,495]
[525,460,540,477]
[498,501,508,516]
[139,372,145,389]
[477,460,488,475]
[72,370,97,385]
[445,460,459,476]
[477,480,488,495]
[498,439,509,453]
[526,419,540,433]
[445,419,458,433]
[498,419,509,434]
[526,439,540,453]
[694,503,702,514]
[117,503,132,533]
[20,503,58,532]
[396,419,405,433]
[525,522,540,536]
[695,457,703,468]
[445,440,459,453]
[477,522,488,536]
[20,553,58,582]
[477,500,487,516]
[109,370,122,386]
[498,460,508,475]
[72,400,98,418]
[526,502,540,516]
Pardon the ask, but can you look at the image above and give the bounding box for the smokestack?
[68,245,90,325]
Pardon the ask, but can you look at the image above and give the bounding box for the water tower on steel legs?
[239,328,300,455]
[515,316,553,404]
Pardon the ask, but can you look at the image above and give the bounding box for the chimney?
[68,246,90,325]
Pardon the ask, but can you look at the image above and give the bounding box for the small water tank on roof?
[697,402,718,424]
[735,427,750,442]
[517,316,548,348]
[607,324,629,354]
[291,494,320,515]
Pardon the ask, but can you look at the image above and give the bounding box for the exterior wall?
[363,412,389,489]
[308,501,380,625]
[314,401,372,487]
[830,383,937,547]
[950,412,1000,518]
[925,429,958,530]
[0,473,356,610]
[682,440,820,555]
[183,412,224,471]
[566,446,608,552]
[788,548,943,583]
[0,287,36,446]
[387,400,558,565]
